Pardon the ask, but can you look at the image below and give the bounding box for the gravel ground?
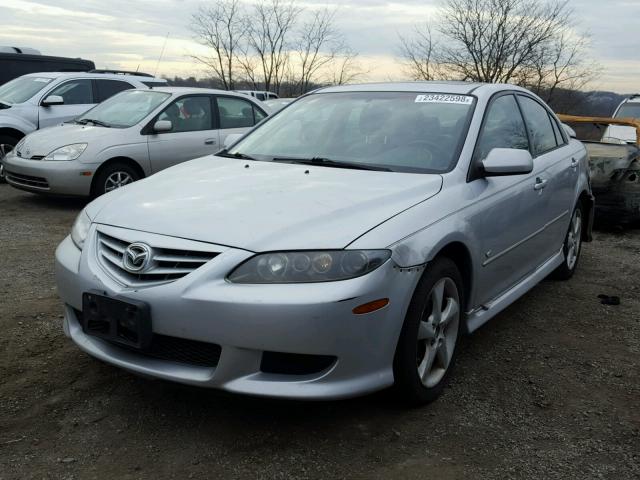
[0,183,638,480]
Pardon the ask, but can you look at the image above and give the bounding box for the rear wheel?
[393,257,463,405]
[0,134,20,183]
[92,162,140,198]
[552,204,583,280]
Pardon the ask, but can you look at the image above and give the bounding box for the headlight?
[44,143,87,161]
[14,137,26,153]
[70,210,91,249]
[227,250,391,283]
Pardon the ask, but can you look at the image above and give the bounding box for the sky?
[1,0,638,93]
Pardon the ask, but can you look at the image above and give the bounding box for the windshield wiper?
[271,157,392,172]
[216,149,257,160]
[76,118,111,128]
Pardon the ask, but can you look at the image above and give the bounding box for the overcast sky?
[1,0,638,93]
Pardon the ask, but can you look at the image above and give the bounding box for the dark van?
[0,48,95,86]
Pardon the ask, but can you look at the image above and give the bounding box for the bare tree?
[247,0,302,94]
[331,49,366,86]
[398,24,439,81]
[292,8,342,94]
[397,0,598,93]
[191,0,245,90]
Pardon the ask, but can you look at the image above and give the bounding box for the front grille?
[5,170,49,190]
[75,308,222,368]
[143,334,222,367]
[96,231,219,287]
[30,155,45,161]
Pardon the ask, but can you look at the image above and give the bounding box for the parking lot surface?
[0,184,638,480]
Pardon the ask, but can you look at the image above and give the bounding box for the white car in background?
[2,87,268,197]
[0,70,167,180]
[235,90,279,101]
[603,94,640,143]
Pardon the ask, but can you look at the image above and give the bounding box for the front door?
[38,79,95,128]
[146,95,220,173]
[467,93,551,305]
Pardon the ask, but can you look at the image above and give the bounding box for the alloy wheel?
[416,277,460,388]
[566,208,582,270]
[104,171,134,192]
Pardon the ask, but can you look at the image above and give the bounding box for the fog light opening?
[352,298,389,315]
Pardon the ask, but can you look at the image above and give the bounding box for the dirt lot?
[0,183,638,480]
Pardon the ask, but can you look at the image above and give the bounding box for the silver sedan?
[2,87,268,197]
[54,82,594,404]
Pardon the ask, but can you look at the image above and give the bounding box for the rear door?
[516,95,574,260]
[95,79,134,103]
[215,95,268,146]
[38,79,94,128]
[146,94,219,173]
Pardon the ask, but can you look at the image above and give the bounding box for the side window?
[254,106,267,123]
[549,113,566,146]
[48,79,93,105]
[475,94,529,161]
[218,97,258,129]
[157,96,212,133]
[518,96,558,155]
[95,80,133,102]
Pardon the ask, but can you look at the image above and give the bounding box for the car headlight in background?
[14,137,26,153]
[44,143,87,161]
[228,250,391,283]
[70,210,91,249]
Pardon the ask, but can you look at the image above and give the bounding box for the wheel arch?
[91,156,146,196]
[0,127,26,141]
[431,241,474,317]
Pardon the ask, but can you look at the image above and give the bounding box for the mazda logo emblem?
[123,242,152,273]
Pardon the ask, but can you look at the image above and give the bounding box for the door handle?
[204,138,216,145]
[570,157,578,170]
[533,177,548,191]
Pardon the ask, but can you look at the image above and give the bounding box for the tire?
[0,134,20,183]
[393,257,464,406]
[552,203,584,280]
[92,162,140,198]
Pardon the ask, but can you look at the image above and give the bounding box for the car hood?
[89,156,443,251]
[18,123,119,156]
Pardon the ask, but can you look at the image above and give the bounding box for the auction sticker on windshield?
[415,94,473,105]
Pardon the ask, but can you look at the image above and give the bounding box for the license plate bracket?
[81,291,152,350]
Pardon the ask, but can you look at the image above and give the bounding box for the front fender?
[0,114,35,136]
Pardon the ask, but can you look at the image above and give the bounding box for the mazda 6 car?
[54,82,594,404]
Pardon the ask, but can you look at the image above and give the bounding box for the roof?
[22,71,166,82]
[317,81,485,94]
[149,86,255,97]
[316,81,535,98]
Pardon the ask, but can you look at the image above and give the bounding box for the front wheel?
[552,204,583,280]
[393,257,463,405]
[92,162,140,198]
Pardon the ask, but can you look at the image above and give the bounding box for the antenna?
[154,32,170,77]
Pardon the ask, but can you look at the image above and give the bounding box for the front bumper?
[3,152,93,196]
[55,225,420,399]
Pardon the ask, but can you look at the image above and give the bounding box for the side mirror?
[223,133,243,148]
[482,148,533,176]
[41,95,64,106]
[153,120,173,132]
[562,123,576,139]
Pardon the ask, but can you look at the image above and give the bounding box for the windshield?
[615,103,640,120]
[0,76,53,104]
[228,92,475,173]
[77,90,171,128]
